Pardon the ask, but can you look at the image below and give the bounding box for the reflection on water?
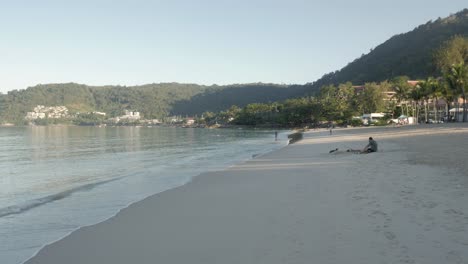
[26,126,145,161]
[0,125,286,207]
[0,126,287,264]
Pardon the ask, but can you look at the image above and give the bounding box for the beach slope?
[26,125,468,264]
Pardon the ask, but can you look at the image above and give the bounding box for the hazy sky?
[0,1,466,92]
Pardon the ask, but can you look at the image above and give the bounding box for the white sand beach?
[25,124,468,264]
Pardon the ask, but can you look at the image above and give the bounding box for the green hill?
[171,83,308,115]
[0,82,308,124]
[307,9,468,92]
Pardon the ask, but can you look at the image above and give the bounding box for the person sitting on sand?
[364,137,378,153]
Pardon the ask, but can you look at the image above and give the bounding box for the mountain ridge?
[306,8,468,92]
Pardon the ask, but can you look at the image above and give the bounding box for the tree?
[356,83,386,114]
[417,79,434,123]
[336,82,357,122]
[318,85,340,122]
[445,63,467,122]
[409,85,423,122]
[316,83,356,124]
[435,36,468,122]
[435,35,468,73]
[391,76,411,116]
[428,78,443,122]
[439,80,456,120]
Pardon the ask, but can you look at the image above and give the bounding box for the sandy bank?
[25,124,468,264]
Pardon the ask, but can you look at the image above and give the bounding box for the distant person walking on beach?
[275,131,278,141]
[364,137,378,153]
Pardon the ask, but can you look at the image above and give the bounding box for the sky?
[0,0,466,93]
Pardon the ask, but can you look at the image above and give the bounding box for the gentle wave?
[0,176,124,218]
[0,127,289,264]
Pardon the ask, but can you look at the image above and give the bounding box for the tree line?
[0,83,309,125]
[201,36,468,127]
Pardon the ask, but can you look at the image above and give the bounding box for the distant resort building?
[170,117,183,123]
[352,85,396,102]
[185,118,195,125]
[92,111,107,116]
[146,119,162,125]
[25,105,69,120]
[109,110,141,123]
[361,113,385,124]
[25,112,46,120]
[121,110,140,121]
[406,80,419,86]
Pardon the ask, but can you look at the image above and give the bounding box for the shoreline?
[25,124,468,264]
[9,128,291,264]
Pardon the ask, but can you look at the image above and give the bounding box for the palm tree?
[409,85,423,123]
[440,81,455,121]
[418,79,433,123]
[391,78,410,116]
[429,78,443,122]
[445,63,467,122]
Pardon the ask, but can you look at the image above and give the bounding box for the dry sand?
[25,124,468,264]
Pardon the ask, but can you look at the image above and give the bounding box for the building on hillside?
[185,118,195,125]
[124,110,140,118]
[149,119,161,125]
[352,85,396,102]
[170,117,183,123]
[110,110,141,123]
[120,110,141,121]
[407,80,419,86]
[25,112,46,120]
[352,85,365,94]
[25,105,69,120]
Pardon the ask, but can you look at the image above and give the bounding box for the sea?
[0,126,289,264]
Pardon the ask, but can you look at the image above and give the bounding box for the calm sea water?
[0,126,289,264]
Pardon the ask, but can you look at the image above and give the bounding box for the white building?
[449,108,467,122]
[186,118,195,125]
[25,105,69,120]
[111,110,141,123]
[25,112,46,119]
[362,113,385,124]
[124,110,140,117]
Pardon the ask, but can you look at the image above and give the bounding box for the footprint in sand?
[422,201,438,209]
[446,250,463,263]
[397,246,415,264]
[453,238,468,246]
[352,195,368,201]
[444,208,464,216]
[384,231,396,240]
[369,210,391,222]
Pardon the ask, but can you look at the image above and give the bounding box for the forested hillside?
[307,9,468,92]
[171,84,309,115]
[0,83,205,123]
[0,82,308,124]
